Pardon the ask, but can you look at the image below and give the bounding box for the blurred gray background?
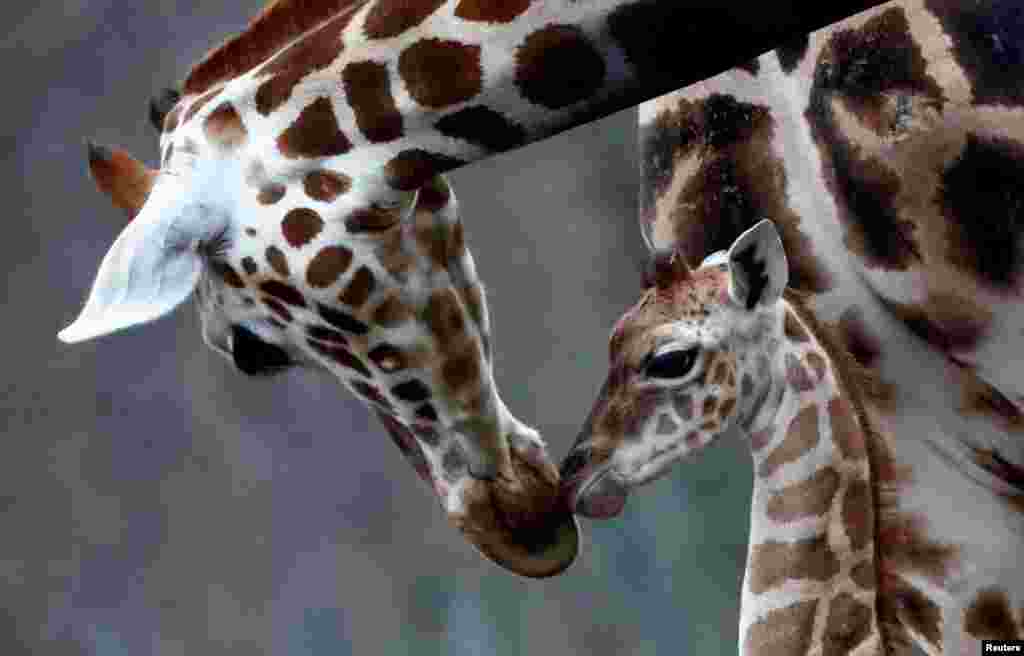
[1,2,752,654]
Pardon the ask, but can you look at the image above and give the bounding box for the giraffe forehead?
[611,269,730,360]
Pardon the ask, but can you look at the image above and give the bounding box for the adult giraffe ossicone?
[561,220,1024,652]
[59,0,886,577]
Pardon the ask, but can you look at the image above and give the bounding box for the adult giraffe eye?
[645,348,699,379]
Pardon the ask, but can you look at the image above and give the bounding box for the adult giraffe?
[562,0,1024,652]
[59,0,882,577]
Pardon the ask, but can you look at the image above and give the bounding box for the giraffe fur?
[61,0,892,577]
[564,0,1023,650]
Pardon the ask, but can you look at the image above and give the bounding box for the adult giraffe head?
[59,1,587,578]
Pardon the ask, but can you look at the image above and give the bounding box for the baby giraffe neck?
[738,306,883,656]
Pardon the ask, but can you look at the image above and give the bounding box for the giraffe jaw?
[564,464,629,519]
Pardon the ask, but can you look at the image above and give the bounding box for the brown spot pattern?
[211,260,245,289]
[183,0,357,95]
[204,102,246,148]
[851,560,875,590]
[744,599,818,656]
[260,280,306,307]
[964,586,1020,639]
[759,405,819,478]
[364,0,444,39]
[252,9,353,115]
[842,479,873,551]
[265,245,290,277]
[303,170,351,202]
[711,360,728,384]
[514,25,605,109]
[454,0,531,23]
[425,288,466,345]
[257,183,286,205]
[878,515,959,584]
[939,133,1024,291]
[807,8,942,271]
[748,535,840,594]
[281,208,324,247]
[702,397,717,417]
[384,149,467,191]
[399,38,481,109]
[339,266,374,307]
[766,466,839,522]
[442,353,480,393]
[880,575,943,650]
[880,293,990,354]
[368,344,406,373]
[345,206,401,232]
[305,245,352,288]
[435,106,526,152]
[717,397,736,421]
[373,293,414,326]
[821,592,873,656]
[277,97,351,158]
[958,368,1024,434]
[342,60,403,142]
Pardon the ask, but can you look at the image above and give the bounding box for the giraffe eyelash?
[199,226,231,259]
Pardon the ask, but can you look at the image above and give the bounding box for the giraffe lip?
[567,466,628,519]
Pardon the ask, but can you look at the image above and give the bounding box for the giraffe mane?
[183,0,366,95]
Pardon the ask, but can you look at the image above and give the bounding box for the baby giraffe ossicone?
[562,220,884,655]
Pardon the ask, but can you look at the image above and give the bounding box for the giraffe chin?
[452,446,581,578]
[568,468,629,520]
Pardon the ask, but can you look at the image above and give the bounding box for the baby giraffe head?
[561,220,789,518]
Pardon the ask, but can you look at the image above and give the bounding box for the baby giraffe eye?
[645,347,699,379]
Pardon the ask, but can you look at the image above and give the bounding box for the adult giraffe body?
[563,0,1024,652]
[60,0,883,577]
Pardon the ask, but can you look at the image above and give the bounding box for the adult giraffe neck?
[164,1,886,195]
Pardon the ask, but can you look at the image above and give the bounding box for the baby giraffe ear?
[642,246,691,290]
[726,219,788,310]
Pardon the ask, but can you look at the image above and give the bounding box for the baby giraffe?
[561,220,1023,654]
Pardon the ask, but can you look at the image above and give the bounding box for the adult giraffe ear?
[86,141,157,220]
[727,219,788,310]
[59,151,221,344]
[642,246,690,290]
